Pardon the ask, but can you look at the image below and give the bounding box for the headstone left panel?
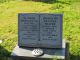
[18,13,39,47]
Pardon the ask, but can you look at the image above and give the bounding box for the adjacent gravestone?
[18,13,63,48]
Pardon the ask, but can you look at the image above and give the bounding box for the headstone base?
[11,41,69,60]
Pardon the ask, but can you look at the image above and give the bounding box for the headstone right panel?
[40,14,63,48]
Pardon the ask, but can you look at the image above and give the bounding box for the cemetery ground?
[0,0,80,60]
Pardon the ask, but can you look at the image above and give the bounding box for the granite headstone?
[18,13,63,48]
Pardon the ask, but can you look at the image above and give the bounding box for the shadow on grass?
[0,45,11,60]
[24,0,71,5]
[70,54,80,60]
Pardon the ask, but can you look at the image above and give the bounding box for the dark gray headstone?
[18,13,63,48]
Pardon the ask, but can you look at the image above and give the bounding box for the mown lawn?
[0,0,80,60]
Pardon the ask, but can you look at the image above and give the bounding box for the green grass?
[0,0,80,60]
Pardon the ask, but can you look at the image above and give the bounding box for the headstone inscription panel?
[18,13,63,48]
[18,14,39,47]
[40,14,62,48]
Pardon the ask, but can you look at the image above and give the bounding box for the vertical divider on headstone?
[38,14,41,47]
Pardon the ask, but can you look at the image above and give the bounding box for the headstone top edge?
[18,13,63,16]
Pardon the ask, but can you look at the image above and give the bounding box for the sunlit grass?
[0,0,80,60]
